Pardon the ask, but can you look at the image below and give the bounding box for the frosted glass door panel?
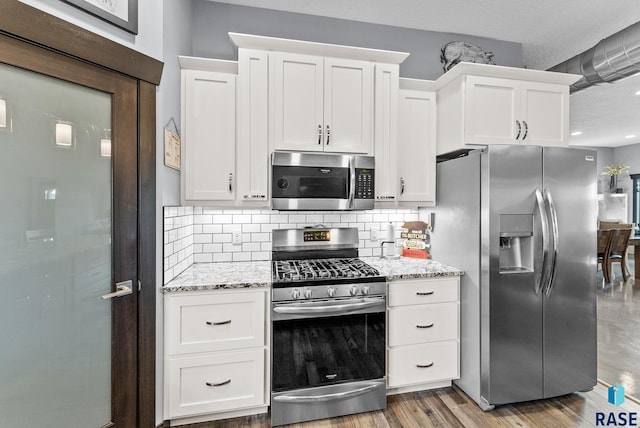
[0,62,112,427]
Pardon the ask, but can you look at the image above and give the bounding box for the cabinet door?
[374,64,398,203]
[464,76,520,145]
[324,58,374,153]
[520,81,569,147]
[397,89,436,205]
[183,70,236,201]
[237,49,269,204]
[270,52,324,152]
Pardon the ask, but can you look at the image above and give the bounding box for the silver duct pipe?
[548,20,640,92]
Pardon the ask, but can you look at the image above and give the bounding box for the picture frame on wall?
[61,0,138,34]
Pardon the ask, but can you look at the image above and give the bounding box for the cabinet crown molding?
[179,56,238,73]
[434,62,582,90]
[229,32,409,64]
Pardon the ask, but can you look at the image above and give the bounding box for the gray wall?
[157,0,193,423]
[191,1,523,80]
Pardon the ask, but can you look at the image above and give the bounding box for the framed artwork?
[61,0,138,34]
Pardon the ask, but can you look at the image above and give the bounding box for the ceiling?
[210,0,640,148]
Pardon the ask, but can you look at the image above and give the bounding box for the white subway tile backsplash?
[213,214,233,224]
[213,253,233,262]
[252,214,271,223]
[163,206,426,284]
[232,252,252,262]
[242,223,261,233]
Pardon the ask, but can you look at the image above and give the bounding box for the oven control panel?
[303,230,331,242]
[272,282,386,302]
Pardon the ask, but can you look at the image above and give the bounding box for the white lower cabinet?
[387,277,460,393]
[164,289,270,424]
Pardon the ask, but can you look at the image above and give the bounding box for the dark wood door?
[0,32,139,427]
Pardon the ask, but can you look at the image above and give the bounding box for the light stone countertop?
[162,261,271,293]
[361,257,464,281]
[162,257,463,293]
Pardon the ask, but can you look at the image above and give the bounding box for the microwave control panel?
[355,169,374,199]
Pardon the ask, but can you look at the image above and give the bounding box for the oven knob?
[327,286,336,297]
[361,285,370,295]
[303,288,313,299]
[349,286,360,296]
[291,288,301,300]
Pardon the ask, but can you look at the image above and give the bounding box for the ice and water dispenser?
[499,214,534,273]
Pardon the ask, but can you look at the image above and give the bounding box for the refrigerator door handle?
[535,188,550,295]
[544,189,560,296]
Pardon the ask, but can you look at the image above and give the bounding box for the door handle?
[522,120,529,140]
[544,189,559,296]
[101,280,133,300]
[515,120,522,140]
[400,177,405,195]
[318,124,322,145]
[326,125,330,145]
[534,188,550,295]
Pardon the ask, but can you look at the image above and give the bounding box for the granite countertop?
[163,257,463,294]
[361,257,464,281]
[163,260,271,293]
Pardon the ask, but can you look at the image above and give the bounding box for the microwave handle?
[349,157,356,208]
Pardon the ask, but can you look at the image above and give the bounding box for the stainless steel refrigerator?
[430,145,597,410]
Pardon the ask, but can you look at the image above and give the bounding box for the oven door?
[271,296,386,392]
[271,152,354,210]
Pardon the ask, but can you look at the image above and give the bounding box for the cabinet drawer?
[388,277,459,307]
[167,349,265,418]
[388,341,458,388]
[166,291,266,355]
[388,302,458,346]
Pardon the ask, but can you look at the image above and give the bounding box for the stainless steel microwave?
[271,152,375,211]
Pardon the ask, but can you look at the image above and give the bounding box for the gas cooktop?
[272,257,380,283]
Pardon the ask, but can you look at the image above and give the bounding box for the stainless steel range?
[270,227,387,426]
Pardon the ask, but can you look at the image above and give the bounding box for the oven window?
[272,312,385,392]
[272,166,349,199]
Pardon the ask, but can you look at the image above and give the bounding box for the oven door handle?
[272,382,383,403]
[273,297,385,315]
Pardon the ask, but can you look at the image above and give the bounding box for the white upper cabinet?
[270,52,374,154]
[397,82,436,206]
[435,63,580,156]
[237,49,270,204]
[182,68,236,203]
[374,63,399,204]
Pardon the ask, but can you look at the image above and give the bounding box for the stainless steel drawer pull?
[416,323,434,329]
[206,379,231,387]
[206,320,231,326]
[243,194,266,199]
[416,291,434,296]
[416,363,434,368]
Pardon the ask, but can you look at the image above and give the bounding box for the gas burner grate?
[272,258,380,283]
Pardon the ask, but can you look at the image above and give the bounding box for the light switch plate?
[370,226,379,241]
[232,230,242,245]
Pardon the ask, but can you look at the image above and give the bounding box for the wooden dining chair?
[607,227,633,281]
[598,229,613,283]
[599,220,621,230]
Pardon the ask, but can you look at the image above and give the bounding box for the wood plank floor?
[178,383,640,427]
[597,259,640,397]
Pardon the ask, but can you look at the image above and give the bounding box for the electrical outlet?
[370,226,379,241]
[232,230,242,245]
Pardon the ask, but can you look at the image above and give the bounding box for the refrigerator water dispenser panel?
[499,214,533,274]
